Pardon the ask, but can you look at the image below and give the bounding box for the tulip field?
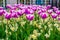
[0,4,60,40]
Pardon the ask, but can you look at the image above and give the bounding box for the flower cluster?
[0,4,60,40]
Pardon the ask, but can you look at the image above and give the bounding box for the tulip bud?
[48,9,53,14]
[11,12,18,18]
[40,13,48,19]
[26,14,34,21]
[46,5,51,10]
[41,9,47,12]
[17,10,24,16]
[0,7,3,10]
[38,10,42,15]
[25,9,30,14]
[51,13,58,19]
[56,10,60,15]
[0,10,4,16]
[6,4,12,9]
[4,13,11,20]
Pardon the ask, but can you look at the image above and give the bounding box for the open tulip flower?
[0,4,60,40]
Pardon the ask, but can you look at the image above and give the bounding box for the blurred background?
[0,0,60,9]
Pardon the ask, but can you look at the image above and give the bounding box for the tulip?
[0,10,4,16]
[32,7,37,11]
[14,4,18,8]
[40,13,48,19]
[10,10,15,13]
[0,7,3,10]
[27,5,32,9]
[38,10,42,15]
[25,9,30,14]
[6,4,12,9]
[48,9,53,14]
[10,7,16,10]
[57,17,60,20]
[17,10,24,16]
[56,10,60,15]
[51,13,58,19]
[11,12,18,18]
[26,14,34,21]
[53,7,58,12]
[29,9,34,14]
[46,5,51,10]
[41,8,47,12]
[19,6,25,10]
[4,13,11,20]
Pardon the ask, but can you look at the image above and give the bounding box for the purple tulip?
[21,9,25,13]
[0,7,3,10]
[19,6,25,10]
[48,9,53,14]
[11,12,18,18]
[58,17,60,20]
[17,10,24,16]
[38,10,42,15]
[6,4,12,9]
[40,13,48,19]
[0,10,4,16]
[53,7,58,12]
[26,14,34,21]
[53,6,56,9]
[51,13,58,19]
[27,5,32,9]
[10,7,16,10]
[41,8,47,12]
[56,10,60,15]
[32,7,37,11]
[14,4,18,8]
[10,10,15,13]
[3,10,7,13]
[4,13,11,20]
[29,9,34,14]
[46,5,51,10]
[25,9,30,14]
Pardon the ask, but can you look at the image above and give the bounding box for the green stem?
[14,18,18,40]
[6,20,9,40]
[16,32,17,40]
[1,16,4,38]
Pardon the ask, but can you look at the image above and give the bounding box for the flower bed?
[0,4,60,40]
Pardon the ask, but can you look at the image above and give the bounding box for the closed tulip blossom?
[14,4,18,8]
[19,6,26,10]
[46,5,51,10]
[48,9,53,14]
[10,10,15,13]
[11,12,18,18]
[29,9,34,14]
[0,7,3,10]
[51,13,58,19]
[25,9,30,14]
[0,10,4,16]
[32,7,37,11]
[17,10,24,16]
[26,14,34,21]
[38,10,42,15]
[41,8,47,12]
[4,13,11,20]
[56,10,60,15]
[53,7,58,12]
[10,7,16,10]
[40,13,48,19]
[6,4,12,9]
